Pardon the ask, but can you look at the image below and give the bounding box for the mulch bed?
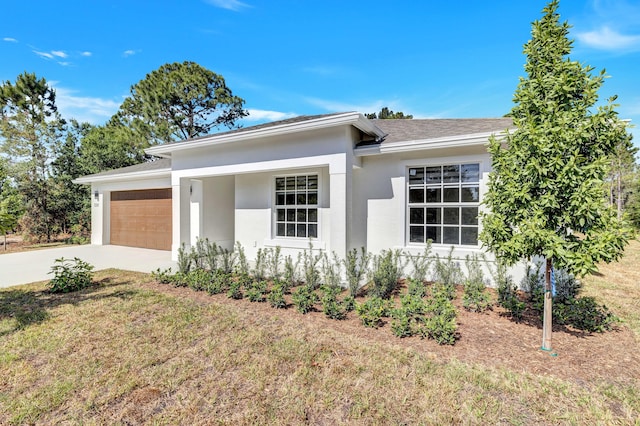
[142,280,640,386]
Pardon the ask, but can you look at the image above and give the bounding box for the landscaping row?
[47,238,619,345]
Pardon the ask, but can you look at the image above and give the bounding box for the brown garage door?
[110,189,172,250]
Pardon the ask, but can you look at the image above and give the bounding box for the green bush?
[420,294,457,345]
[356,296,392,328]
[267,281,287,309]
[320,285,346,320]
[151,267,174,284]
[343,247,370,298]
[432,248,461,298]
[177,243,192,274]
[406,242,433,283]
[462,254,491,313]
[292,285,319,314]
[226,276,244,300]
[406,278,426,298]
[390,307,414,338]
[186,269,211,291]
[48,257,94,293]
[369,249,405,299]
[207,270,230,295]
[301,244,322,290]
[283,254,299,291]
[246,280,268,302]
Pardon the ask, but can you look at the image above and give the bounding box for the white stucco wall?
[202,175,235,250]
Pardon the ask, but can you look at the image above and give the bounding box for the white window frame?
[406,163,480,247]
[273,173,319,240]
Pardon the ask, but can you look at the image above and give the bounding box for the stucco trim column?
[172,178,191,261]
[190,179,203,246]
[328,154,349,259]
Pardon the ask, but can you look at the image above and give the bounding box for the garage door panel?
[110,189,172,250]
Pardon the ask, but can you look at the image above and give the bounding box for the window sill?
[264,238,326,250]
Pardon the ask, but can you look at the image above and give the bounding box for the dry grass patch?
[0,265,639,424]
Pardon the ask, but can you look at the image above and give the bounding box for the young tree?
[365,107,413,119]
[480,1,630,351]
[113,61,248,145]
[0,72,65,242]
[607,132,637,219]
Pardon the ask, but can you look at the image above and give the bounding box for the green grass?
[0,260,639,424]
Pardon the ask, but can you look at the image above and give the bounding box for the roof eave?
[145,112,386,157]
[73,168,171,185]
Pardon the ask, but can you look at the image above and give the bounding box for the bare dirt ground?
[0,233,68,253]
[142,280,640,387]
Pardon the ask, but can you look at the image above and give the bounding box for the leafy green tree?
[480,1,630,351]
[0,158,23,249]
[50,120,91,234]
[113,61,248,145]
[0,72,65,242]
[77,124,148,175]
[607,131,637,219]
[365,107,413,119]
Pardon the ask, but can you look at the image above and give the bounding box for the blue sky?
[2,0,639,147]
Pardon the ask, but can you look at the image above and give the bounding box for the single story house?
[75,112,516,277]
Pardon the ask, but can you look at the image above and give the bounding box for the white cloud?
[53,86,121,124]
[204,0,250,11]
[51,50,67,58]
[3,37,18,42]
[57,62,71,67]
[81,51,92,57]
[245,109,297,122]
[123,49,138,57]
[576,26,640,51]
[33,50,54,59]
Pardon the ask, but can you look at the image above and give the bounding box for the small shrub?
[489,257,525,319]
[320,285,346,320]
[186,269,211,291]
[406,278,426,298]
[235,242,250,276]
[226,276,245,300]
[369,249,405,299]
[207,270,230,295]
[432,247,461,298]
[172,271,189,288]
[246,280,268,302]
[151,267,174,284]
[48,257,94,293]
[218,244,237,274]
[356,296,392,328]
[420,294,457,345]
[390,308,414,338]
[267,280,287,309]
[406,242,433,283]
[177,243,192,274]
[205,239,219,272]
[343,247,370,298]
[343,295,356,312]
[301,244,322,290]
[192,237,207,270]
[283,255,299,292]
[268,246,282,281]
[462,254,491,313]
[292,285,319,314]
[400,293,427,317]
[253,248,268,281]
[322,251,343,290]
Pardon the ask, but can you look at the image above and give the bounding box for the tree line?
[0,61,248,243]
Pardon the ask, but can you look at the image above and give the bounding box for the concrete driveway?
[0,245,177,288]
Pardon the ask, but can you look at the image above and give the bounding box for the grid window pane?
[409,188,424,203]
[461,207,478,225]
[461,164,480,182]
[409,168,424,184]
[410,207,424,225]
[443,187,459,202]
[425,166,441,184]
[443,227,459,244]
[410,226,424,243]
[426,226,441,243]
[443,208,459,225]
[461,186,479,202]
[426,208,440,224]
[443,165,460,183]
[461,227,478,245]
[274,175,319,239]
[426,188,441,203]
[408,164,479,247]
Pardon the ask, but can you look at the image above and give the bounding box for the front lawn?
[1,243,639,424]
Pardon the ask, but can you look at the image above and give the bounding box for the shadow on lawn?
[0,277,138,337]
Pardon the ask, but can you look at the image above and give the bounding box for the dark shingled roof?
[79,158,171,179]
[373,118,514,144]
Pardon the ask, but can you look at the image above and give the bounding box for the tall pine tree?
[480,1,630,351]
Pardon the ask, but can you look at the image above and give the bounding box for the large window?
[408,163,480,245]
[275,174,318,238]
